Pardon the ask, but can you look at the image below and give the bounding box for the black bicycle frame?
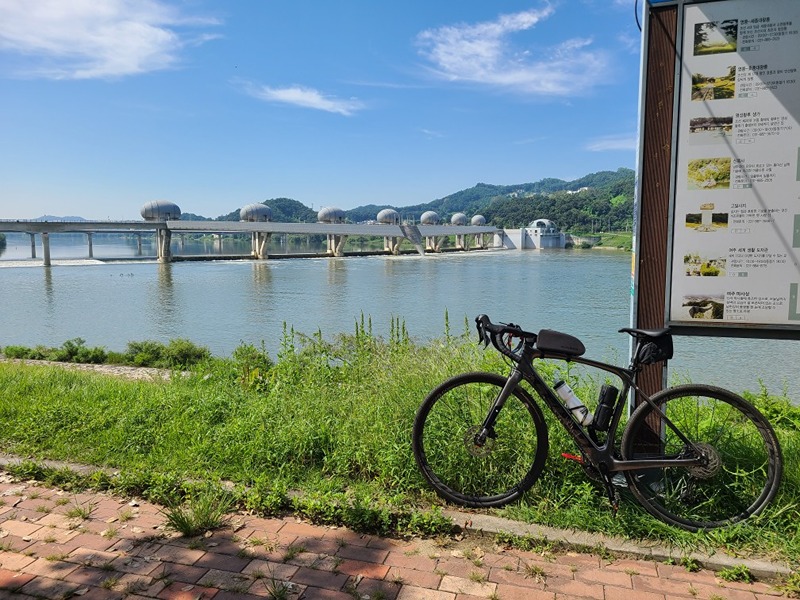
[477,338,705,474]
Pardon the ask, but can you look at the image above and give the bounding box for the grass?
[0,320,798,566]
[162,487,234,537]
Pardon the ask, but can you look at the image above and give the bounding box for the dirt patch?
[0,358,175,381]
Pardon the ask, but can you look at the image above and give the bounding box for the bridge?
[0,219,502,266]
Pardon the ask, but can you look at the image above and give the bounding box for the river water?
[1,232,798,398]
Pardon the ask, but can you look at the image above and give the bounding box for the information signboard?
[667,0,800,332]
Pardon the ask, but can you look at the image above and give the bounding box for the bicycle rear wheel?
[412,372,548,508]
[621,384,782,531]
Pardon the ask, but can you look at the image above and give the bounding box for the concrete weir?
[0,219,502,265]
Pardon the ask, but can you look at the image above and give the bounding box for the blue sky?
[0,0,642,221]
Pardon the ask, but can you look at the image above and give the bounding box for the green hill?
[205,167,635,233]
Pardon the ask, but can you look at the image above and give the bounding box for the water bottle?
[554,380,593,426]
[591,384,619,431]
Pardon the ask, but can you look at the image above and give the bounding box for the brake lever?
[475,314,491,347]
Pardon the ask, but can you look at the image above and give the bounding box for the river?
[1,232,798,399]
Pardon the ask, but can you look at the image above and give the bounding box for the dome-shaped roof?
[141,200,181,221]
[377,208,400,224]
[420,211,440,225]
[529,218,557,230]
[450,212,468,226]
[317,206,345,223]
[240,203,273,222]
[471,215,486,226]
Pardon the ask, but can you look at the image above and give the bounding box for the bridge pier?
[327,234,348,257]
[252,231,272,259]
[156,229,172,262]
[29,233,36,259]
[42,232,51,267]
[425,235,444,252]
[384,236,403,255]
[87,233,94,258]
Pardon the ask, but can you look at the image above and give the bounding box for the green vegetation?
[0,319,797,563]
[181,168,636,236]
[595,232,633,251]
[2,337,211,369]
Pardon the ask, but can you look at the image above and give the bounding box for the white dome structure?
[471,215,486,226]
[140,200,181,221]
[317,206,345,223]
[420,211,440,225]
[240,203,273,222]
[377,208,400,224]
[529,218,558,233]
[450,212,468,226]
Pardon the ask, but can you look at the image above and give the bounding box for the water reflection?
[154,262,175,323]
[43,266,55,313]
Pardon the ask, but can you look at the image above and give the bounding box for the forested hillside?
[190,168,635,233]
[345,167,634,230]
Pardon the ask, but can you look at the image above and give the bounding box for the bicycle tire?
[412,372,549,508]
[621,384,782,531]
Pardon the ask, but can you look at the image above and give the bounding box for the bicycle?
[412,314,783,531]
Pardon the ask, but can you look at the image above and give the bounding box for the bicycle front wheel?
[412,372,548,508]
[621,384,782,531]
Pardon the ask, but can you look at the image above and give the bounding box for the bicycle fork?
[472,369,525,448]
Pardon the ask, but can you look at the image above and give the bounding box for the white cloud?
[416,5,610,96]
[585,133,638,151]
[0,0,218,79]
[420,128,445,139]
[243,83,365,116]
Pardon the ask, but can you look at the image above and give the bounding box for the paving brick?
[19,575,82,599]
[69,547,121,567]
[439,574,496,597]
[295,586,353,599]
[241,558,298,581]
[63,564,113,587]
[575,566,633,588]
[154,544,207,565]
[152,560,210,585]
[335,558,390,579]
[156,580,219,599]
[604,558,660,578]
[111,554,162,576]
[290,565,349,591]
[0,567,35,591]
[494,583,555,600]
[0,551,37,571]
[604,586,666,600]
[385,551,439,572]
[0,519,43,538]
[20,556,79,579]
[435,557,490,580]
[386,566,442,590]
[357,576,401,600]
[335,543,389,564]
[193,550,252,572]
[655,563,719,583]
[396,586,455,599]
[545,577,605,600]
[197,567,253,591]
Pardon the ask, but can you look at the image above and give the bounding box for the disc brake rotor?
[686,442,722,479]
[464,425,494,457]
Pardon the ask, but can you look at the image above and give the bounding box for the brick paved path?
[0,479,786,599]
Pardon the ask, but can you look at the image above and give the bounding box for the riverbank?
[0,329,798,569]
